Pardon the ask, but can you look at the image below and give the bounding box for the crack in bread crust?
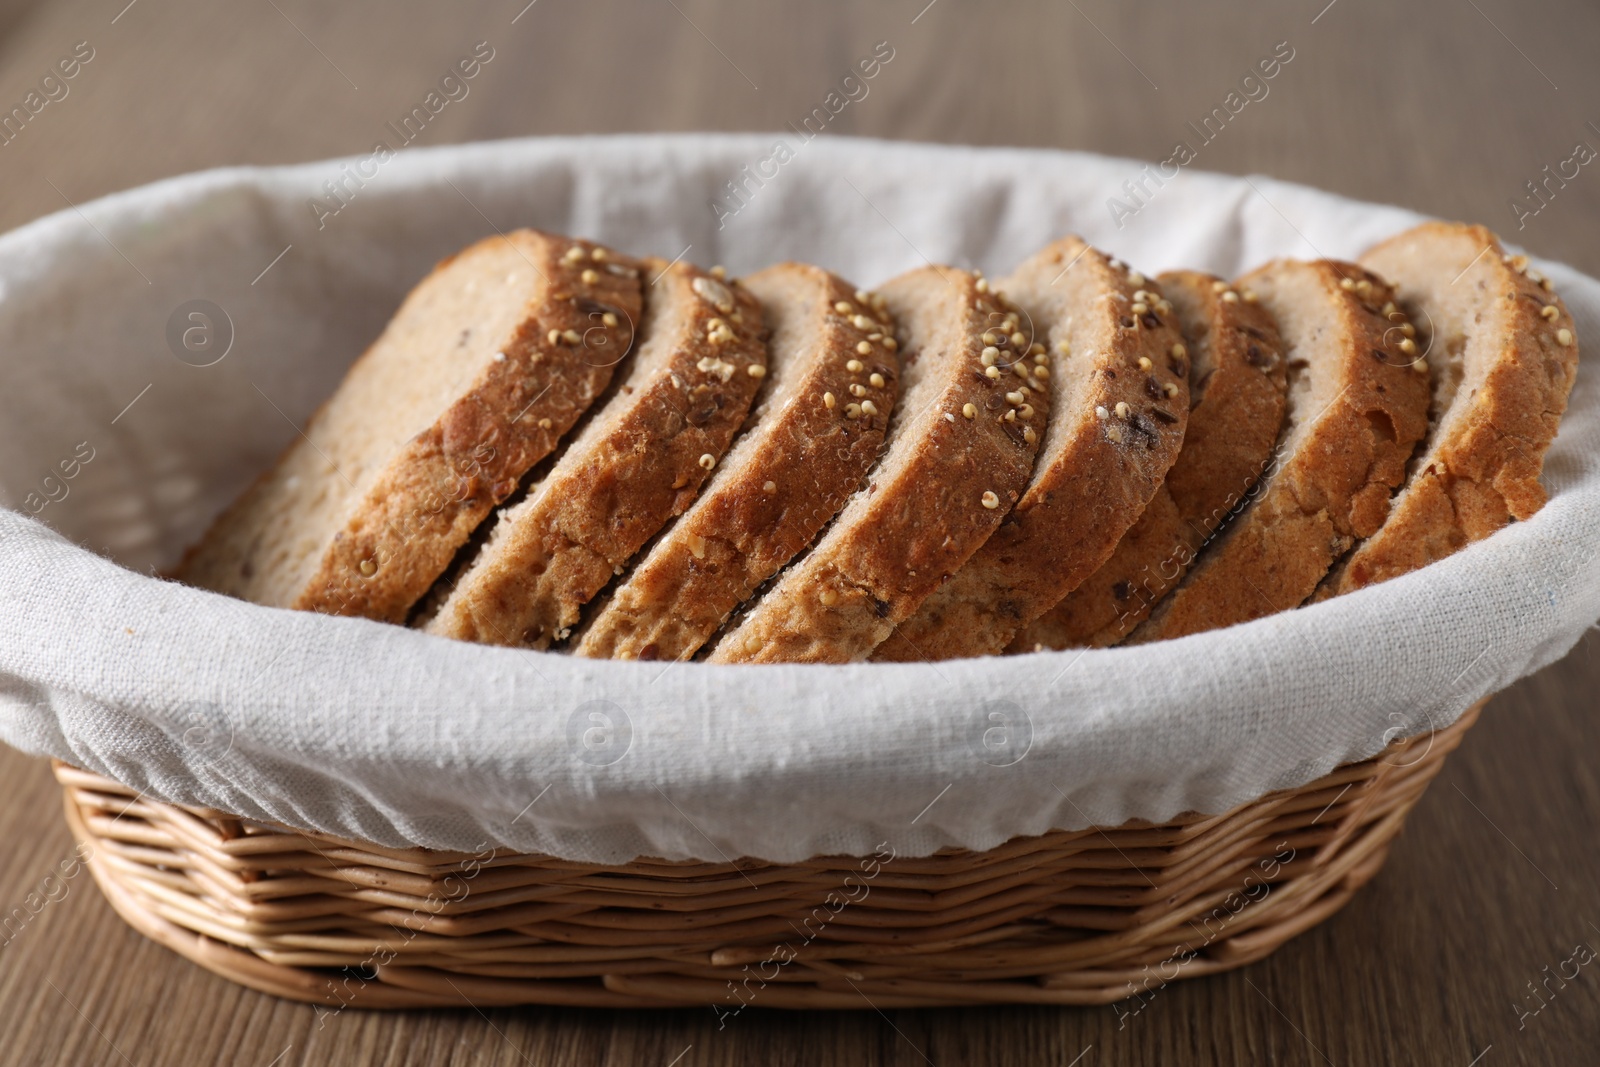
[425,258,766,648]
[708,267,1044,664]
[176,231,642,624]
[1318,222,1579,597]
[576,264,899,662]
[873,238,1188,661]
[1017,269,1289,650]
[1132,259,1432,642]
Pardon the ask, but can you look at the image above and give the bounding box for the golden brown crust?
[873,239,1188,661]
[1133,259,1432,642]
[708,267,1044,664]
[576,264,898,662]
[1016,270,1289,650]
[425,258,766,648]
[177,231,642,623]
[1320,222,1579,595]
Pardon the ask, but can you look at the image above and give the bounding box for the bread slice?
[1132,260,1432,642]
[1317,222,1579,596]
[176,231,641,622]
[707,266,1044,664]
[873,238,1189,662]
[423,259,767,648]
[1016,270,1289,650]
[576,264,899,662]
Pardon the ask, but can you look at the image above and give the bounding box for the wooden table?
[2,0,1597,1062]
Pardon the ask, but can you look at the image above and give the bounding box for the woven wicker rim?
[56,700,1481,1010]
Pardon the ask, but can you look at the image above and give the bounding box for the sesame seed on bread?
[707,266,1043,664]
[423,258,767,648]
[176,231,641,623]
[576,263,899,662]
[1017,269,1289,650]
[873,238,1188,662]
[1132,259,1432,642]
[1316,222,1579,597]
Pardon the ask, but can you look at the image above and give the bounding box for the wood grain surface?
[2,0,1598,1063]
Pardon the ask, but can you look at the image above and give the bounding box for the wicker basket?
[55,699,1480,1010]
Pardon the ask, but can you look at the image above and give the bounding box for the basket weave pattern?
[56,701,1478,1010]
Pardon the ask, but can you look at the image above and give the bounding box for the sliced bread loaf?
[873,238,1188,661]
[176,231,641,622]
[1318,222,1579,596]
[1133,260,1431,642]
[576,264,899,662]
[1017,269,1289,649]
[708,266,1043,664]
[423,258,767,648]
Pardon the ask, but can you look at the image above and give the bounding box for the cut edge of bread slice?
[873,238,1188,662]
[176,230,642,623]
[707,266,1043,664]
[422,257,767,648]
[1317,222,1580,597]
[1131,259,1432,643]
[576,263,900,662]
[1017,268,1289,650]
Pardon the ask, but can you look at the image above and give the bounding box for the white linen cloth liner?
[0,134,1595,865]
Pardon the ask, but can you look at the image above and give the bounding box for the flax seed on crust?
[873,237,1188,661]
[1017,269,1288,650]
[708,266,1043,664]
[1317,222,1579,597]
[1132,259,1431,642]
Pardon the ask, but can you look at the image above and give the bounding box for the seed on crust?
[709,266,1042,663]
[1018,268,1290,650]
[176,231,643,622]
[421,255,765,648]
[873,237,1186,662]
[1132,258,1431,642]
[1316,222,1579,597]
[692,275,736,312]
[577,264,903,661]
